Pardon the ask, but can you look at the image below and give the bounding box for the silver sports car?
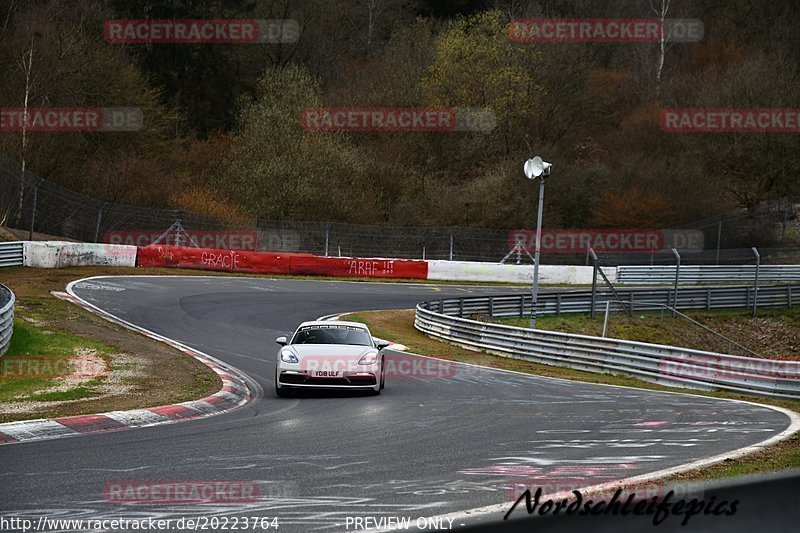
[274,320,390,397]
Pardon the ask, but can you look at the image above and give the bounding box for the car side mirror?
[276,336,287,346]
[375,339,391,349]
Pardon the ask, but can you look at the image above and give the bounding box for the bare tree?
[13,32,40,226]
[649,0,671,97]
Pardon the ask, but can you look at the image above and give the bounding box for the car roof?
[296,320,370,330]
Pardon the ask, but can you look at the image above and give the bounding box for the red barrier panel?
[136,245,429,280]
[288,255,428,279]
[136,245,294,274]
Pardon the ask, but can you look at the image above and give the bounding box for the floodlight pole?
[530,174,546,329]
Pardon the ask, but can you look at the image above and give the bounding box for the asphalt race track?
[0,276,794,532]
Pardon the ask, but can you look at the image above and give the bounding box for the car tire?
[275,371,290,398]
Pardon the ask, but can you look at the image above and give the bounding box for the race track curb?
[0,289,252,445]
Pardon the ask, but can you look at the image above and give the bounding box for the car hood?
[287,344,376,359]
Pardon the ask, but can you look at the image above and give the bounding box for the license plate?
[313,370,341,377]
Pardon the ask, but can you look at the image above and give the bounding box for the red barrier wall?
[136,245,293,274]
[288,255,428,279]
[136,245,429,279]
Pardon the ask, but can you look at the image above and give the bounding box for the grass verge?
[0,318,113,402]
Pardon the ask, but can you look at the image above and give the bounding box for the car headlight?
[280,349,298,363]
[358,352,378,365]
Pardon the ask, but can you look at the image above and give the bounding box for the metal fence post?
[449,228,454,261]
[671,248,681,317]
[556,293,562,316]
[324,223,330,257]
[489,297,494,316]
[28,177,43,241]
[519,295,525,317]
[459,298,464,317]
[93,203,106,243]
[752,247,760,316]
[601,301,611,337]
[589,248,598,319]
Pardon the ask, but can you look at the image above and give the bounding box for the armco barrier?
[0,284,14,356]
[427,260,616,284]
[24,241,136,268]
[431,285,799,318]
[617,264,800,284]
[415,290,800,399]
[0,241,24,267]
[136,245,429,279]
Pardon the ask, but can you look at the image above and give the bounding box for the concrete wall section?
[24,242,137,268]
[426,260,616,284]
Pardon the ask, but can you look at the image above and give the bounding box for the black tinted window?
[291,327,372,346]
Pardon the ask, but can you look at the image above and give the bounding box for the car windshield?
[291,326,372,346]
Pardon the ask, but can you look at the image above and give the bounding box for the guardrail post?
[707,288,712,311]
[556,293,562,316]
[519,295,525,317]
[789,286,793,308]
[489,297,494,316]
[438,299,444,313]
[601,301,611,337]
[459,298,464,317]
[752,247,760,316]
[671,248,681,317]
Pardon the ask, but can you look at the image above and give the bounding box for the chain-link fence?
[1,154,798,265]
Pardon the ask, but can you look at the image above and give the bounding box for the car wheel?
[275,371,290,398]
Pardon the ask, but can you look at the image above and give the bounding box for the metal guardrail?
[617,264,800,284]
[0,284,14,357]
[415,285,800,399]
[425,285,799,319]
[0,241,24,268]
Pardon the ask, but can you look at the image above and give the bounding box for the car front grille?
[280,373,377,386]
